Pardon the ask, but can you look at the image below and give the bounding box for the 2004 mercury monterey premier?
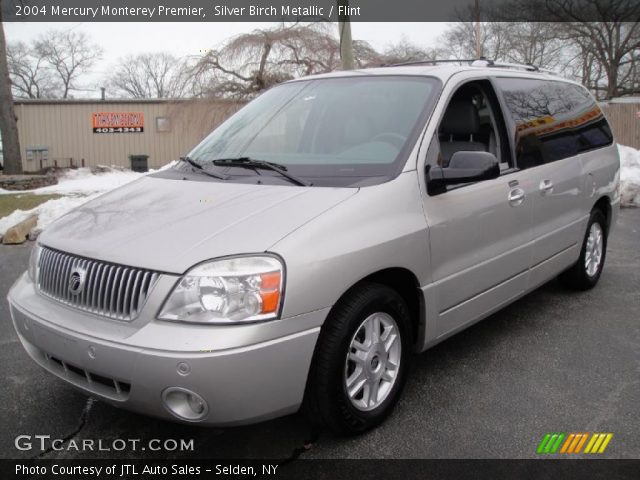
[8,60,620,434]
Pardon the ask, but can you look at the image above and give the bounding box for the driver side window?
[437,81,509,167]
[426,80,510,195]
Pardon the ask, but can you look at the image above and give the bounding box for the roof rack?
[383,57,557,74]
[383,58,479,67]
[486,60,558,74]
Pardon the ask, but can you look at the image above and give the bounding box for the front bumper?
[8,273,326,426]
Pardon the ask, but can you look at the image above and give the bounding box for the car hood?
[40,177,357,274]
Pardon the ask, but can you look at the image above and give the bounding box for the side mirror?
[426,151,500,196]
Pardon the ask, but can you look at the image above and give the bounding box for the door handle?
[539,179,554,194]
[508,188,525,206]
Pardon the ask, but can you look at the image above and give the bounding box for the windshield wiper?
[212,157,312,187]
[179,156,228,180]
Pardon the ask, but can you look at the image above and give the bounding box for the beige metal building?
[13,98,241,172]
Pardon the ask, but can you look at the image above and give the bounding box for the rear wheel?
[559,209,608,290]
[304,283,412,435]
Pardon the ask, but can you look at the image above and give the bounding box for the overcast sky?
[3,22,447,95]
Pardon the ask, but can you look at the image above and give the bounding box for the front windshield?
[187,75,440,187]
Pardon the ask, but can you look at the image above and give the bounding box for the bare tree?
[35,30,103,99]
[439,22,532,62]
[499,0,640,99]
[277,24,341,74]
[382,38,438,65]
[7,41,59,99]
[441,22,504,60]
[193,26,294,99]
[108,53,190,98]
[193,23,377,99]
[353,40,383,67]
[440,2,571,70]
[0,0,22,174]
[561,21,640,99]
[438,18,632,98]
[194,24,326,98]
[497,23,566,69]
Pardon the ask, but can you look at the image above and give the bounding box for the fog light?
[162,387,209,421]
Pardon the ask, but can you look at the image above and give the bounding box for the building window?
[156,117,171,132]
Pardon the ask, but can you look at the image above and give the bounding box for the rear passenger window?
[495,78,613,169]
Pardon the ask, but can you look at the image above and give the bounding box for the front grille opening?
[50,356,63,368]
[118,382,131,393]
[44,353,131,400]
[90,372,131,393]
[66,363,85,378]
[37,246,160,321]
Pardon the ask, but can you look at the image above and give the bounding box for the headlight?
[158,255,284,324]
[28,243,42,283]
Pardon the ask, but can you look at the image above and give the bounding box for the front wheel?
[559,209,608,290]
[304,283,413,435]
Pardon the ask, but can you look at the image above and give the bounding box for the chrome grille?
[37,247,159,321]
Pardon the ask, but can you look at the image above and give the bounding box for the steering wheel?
[369,132,407,148]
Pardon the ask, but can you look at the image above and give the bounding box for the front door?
[420,79,534,338]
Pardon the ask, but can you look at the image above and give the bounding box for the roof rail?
[488,61,539,71]
[383,57,557,74]
[382,58,479,67]
[488,61,558,74]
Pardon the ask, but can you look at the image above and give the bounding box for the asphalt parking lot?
[1,208,639,461]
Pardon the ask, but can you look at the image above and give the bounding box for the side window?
[495,78,613,169]
[435,81,510,166]
[426,80,507,195]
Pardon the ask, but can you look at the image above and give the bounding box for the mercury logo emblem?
[68,267,87,295]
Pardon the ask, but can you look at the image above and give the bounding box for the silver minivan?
[8,61,620,435]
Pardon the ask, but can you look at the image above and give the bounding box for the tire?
[559,209,608,290]
[304,282,413,435]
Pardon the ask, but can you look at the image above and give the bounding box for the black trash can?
[129,154,149,172]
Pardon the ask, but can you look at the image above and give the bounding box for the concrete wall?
[14,99,242,171]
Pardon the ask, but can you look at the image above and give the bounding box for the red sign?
[92,112,144,133]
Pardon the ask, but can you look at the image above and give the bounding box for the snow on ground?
[34,168,143,196]
[0,163,175,236]
[618,144,640,207]
[0,166,145,197]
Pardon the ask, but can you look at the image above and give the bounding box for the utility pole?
[0,0,23,174]
[338,0,354,70]
[474,0,482,58]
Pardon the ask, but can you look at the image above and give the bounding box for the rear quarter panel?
[580,143,621,232]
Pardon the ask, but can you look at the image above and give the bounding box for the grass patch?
[0,194,62,219]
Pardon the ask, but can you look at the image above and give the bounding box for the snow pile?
[618,144,640,207]
[37,167,142,196]
[0,166,145,196]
